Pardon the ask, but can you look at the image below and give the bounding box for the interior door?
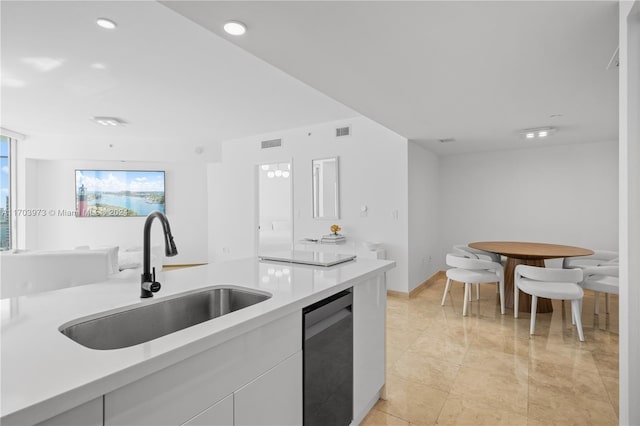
[257,161,293,255]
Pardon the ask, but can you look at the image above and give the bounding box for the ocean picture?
[76,170,165,217]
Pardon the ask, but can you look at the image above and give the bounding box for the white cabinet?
[353,274,386,423]
[182,394,233,426]
[35,397,102,426]
[234,351,302,426]
[105,312,300,426]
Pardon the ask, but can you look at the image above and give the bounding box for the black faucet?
[141,211,178,298]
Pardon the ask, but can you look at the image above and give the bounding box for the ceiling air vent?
[335,126,351,138]
[261,138,282,149]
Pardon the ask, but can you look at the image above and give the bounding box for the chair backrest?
[582,264,619,279]
[453,244,505,263]
[516,264,583,284]
[452,245,479,259]
[446,253,502,273]
[563,250,619,269]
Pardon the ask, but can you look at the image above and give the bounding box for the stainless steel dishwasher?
[303,288,353,426]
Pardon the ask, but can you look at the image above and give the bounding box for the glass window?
[1,136,11,250]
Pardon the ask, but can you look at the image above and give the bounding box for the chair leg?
[530,296,538,336]
[514,284,519,319]
[594,291,600,315]
[468,285,473,301]
[498,280,505,315]
[476,283,480,300]
[463,283,469,316]
[605,293,610,314]
[572,299,585,342]
[441,278,452,306]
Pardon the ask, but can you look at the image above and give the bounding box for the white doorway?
[257,161,293,255]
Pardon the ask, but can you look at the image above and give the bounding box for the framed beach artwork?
[75,170,165,217]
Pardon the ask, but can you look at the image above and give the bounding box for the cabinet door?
[35,397,102,426]
[182,394,233,426]
[234,351,302,426]
[353,274,386,422]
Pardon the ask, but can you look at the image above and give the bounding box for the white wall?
[438,140,619,269]
[24,159,208,265]
[208,116,410,292]
[407,141,440,291]
[619,1,640,423]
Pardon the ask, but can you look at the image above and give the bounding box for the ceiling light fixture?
[96,18,117,30]
[519,127,556,140]
[224,21,247,36]
[92,116,126,127]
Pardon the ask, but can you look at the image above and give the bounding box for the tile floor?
[361,276,619,426]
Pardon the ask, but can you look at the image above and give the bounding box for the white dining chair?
[580,264,619,315]
[563,251,618,315]
[452,245,504,300]
[441,253,505,316]
[514,265,585,341]
[563,250,618,269]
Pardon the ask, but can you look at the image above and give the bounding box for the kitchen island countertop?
[1,256,394,425]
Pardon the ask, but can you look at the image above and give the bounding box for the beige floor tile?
[375,374,449,426]
[436,394,528,425]
[361,409,411,426]
[390,350,461,393]
[601,375,619,418]
[528,366,610,404]
[527,392,618,426]
[387,326,424,352]
[449,366,528,416]
[462,344,529,378]
[591,350,619,379]
[372,275,618,426]
[529,340,599,372]
[408,332,471,366]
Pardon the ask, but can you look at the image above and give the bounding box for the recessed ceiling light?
[224,21,247,36]
[96,18,117,30]
[92,116,126,127]
[520,127,556,140]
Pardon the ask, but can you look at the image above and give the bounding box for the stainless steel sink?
[59,286,271,350]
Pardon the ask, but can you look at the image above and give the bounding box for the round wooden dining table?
[468,241,593,313]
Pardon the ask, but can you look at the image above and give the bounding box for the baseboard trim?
[387,270,446,298]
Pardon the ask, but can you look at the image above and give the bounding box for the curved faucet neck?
[142,211,177,281]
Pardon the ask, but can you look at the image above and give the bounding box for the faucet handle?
[142,280,161,293]
[152,266,156,283]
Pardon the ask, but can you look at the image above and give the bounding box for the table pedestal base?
[504,257,553,313]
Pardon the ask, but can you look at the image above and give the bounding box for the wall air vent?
[438,138,455,143]
[261,138,282,149]
[335,126,351,138]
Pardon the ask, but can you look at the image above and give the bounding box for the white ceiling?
[163,0,620,155]
[1,1,619,160]
[0,1,356,161]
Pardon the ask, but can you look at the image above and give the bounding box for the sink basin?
[59,286,271,350]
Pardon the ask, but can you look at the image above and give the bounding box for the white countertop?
[0,257,394,425]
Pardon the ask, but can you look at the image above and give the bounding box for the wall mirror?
[312,157,340,219]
